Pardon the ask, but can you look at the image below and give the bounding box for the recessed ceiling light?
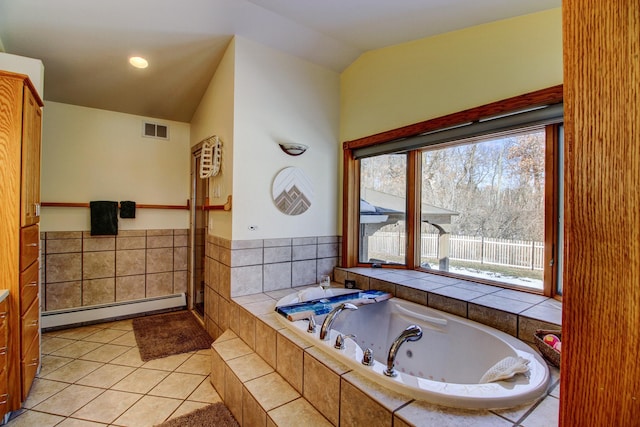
[129,56,148,69]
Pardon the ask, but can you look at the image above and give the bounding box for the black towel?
[90,201,118,235]
[120,201,136,218]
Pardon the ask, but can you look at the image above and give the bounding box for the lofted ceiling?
[0,0,560,122]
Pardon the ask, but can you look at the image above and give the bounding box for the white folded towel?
[296,286,326,302]
[479,356,530,383]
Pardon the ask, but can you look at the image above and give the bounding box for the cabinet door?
[21,298,39,357]
[20,85,42,227]
[19,224,39,271]
[20,261,39,316]
[20,332,38,403]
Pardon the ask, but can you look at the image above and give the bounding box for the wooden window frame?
[342,85,563,296]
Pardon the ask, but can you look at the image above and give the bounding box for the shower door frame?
[189,142,208,318]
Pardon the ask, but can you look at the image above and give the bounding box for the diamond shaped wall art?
[272,167,313,215]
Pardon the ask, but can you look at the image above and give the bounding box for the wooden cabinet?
[0,70,42,414]
[21,86,42,227]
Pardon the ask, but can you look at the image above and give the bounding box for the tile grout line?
[8,319,219,426]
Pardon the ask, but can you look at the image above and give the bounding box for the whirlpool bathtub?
[275,289,550,409]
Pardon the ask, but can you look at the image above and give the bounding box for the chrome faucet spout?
[319,303,358,341]
[384,325,423,377]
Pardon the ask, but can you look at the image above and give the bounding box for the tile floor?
[5,317,220,427]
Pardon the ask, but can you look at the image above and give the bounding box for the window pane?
[359,154,407,265]
[420,130,545,290]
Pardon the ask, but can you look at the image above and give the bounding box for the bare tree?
[421,131,545,240]
[360,129,546,242]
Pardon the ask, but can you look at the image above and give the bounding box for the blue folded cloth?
[90,201,118,235]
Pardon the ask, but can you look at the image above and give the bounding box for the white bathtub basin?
[275,290,550,409]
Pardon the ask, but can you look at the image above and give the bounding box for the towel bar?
[41,200,191,210]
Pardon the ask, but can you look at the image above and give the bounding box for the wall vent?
[142,121,169,140]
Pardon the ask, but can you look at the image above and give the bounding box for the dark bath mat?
[154,402,239,427]
[132,311,213,362]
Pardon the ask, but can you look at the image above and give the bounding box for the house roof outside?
[361,188,458,226]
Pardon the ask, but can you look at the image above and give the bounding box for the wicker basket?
[534,329,561,368]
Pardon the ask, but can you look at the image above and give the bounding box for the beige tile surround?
[210,271,562,426]
[42,229,188,312]
[202,235,341,340]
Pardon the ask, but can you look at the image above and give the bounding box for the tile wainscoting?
[41,229,189,312]
[203,235,341,339]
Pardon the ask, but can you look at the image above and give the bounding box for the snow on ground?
[435,266,543,290]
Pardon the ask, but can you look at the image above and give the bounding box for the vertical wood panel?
[341,148,359,266]
[544,124,559,297]
[562,1,640,425]
[0,75,25,412]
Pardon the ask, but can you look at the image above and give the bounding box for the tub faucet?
[319,303,358,340]
[334,333,356,350]
[384,325,423,377]
[306,314,317,333]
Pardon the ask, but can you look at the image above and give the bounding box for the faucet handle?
[362,348,374,366]
[306,315,317,333]
[334,333,356,350]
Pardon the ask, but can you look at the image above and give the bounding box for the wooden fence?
[368,232,544,270]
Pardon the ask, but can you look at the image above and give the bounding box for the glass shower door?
[190,147,208,317]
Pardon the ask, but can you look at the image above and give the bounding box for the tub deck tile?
[227,353,274,383]
[430,285,485,302]
[244,372,300,412]
[470,294,534,314]
[468,303,518,337]
[340,376,397,426]
[267,397,333,427]
[276,333,304,393]
[304,346,351,375]
[303,357,340,424]
[341,371,413,412]
[395,400,513,427]
[212,336,253,361]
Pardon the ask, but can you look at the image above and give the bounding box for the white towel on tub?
[479,356,530,383]
[296,286,327,302]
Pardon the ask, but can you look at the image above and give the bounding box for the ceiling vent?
[142,121,169,140]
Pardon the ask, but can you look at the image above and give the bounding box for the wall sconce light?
[279,142,308,156]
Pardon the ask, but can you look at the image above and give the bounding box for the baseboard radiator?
[41,293,187,330]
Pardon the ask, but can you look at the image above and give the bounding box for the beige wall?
[340,8,563,142]
[190,38,236,240]
[232,37,340,240]
[41,102,191,231]
[190,36,341,241]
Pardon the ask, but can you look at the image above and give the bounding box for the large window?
[419,129,546,290]
[344,87,563,296]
